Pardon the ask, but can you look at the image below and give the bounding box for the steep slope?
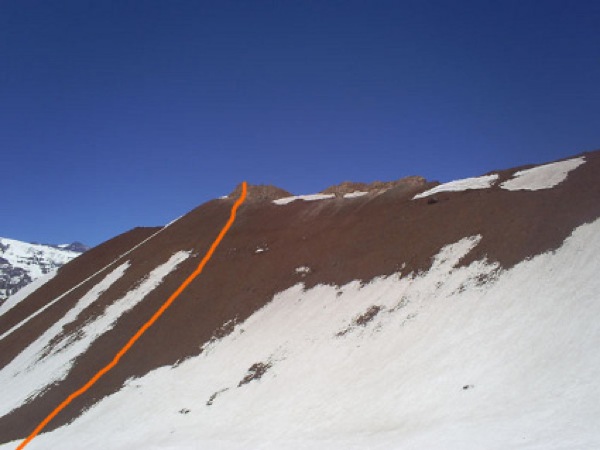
[0,239,86,302]
[0,150,599,449]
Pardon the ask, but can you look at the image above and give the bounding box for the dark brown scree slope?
[0,150,599,443]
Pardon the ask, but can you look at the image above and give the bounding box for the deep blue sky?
[2,1,599,246]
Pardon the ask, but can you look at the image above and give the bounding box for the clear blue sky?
[2,0,599,246]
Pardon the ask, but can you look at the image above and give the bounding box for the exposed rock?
[238,362,272,387]
[321,176,428,197]
[52,242,90,253]
[227,183,292,202]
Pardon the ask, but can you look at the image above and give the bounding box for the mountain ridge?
[1,149,599,449]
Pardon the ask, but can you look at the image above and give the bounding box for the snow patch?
[500,157,585,191]
[413,174,498,199]
[343,191,368,199]
[273,194,335,205]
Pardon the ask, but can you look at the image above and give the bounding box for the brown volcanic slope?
[1,150,599,443]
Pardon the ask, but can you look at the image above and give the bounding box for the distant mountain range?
[0,238,88,302]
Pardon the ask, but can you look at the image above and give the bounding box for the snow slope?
[500,156,585,191]
[413,174,498,199]
[4,217,599,450]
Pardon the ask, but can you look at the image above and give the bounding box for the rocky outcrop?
[321,176,428,197]
[227,183,292,202]
[0,259,32,301]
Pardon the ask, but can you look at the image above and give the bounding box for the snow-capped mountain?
[0,150,599,449]
[0,238,86,302]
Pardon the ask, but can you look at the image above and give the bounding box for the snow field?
[343,191,368,199]
[413,174,499,199]
[500,156,586,191]
[273,194,336,205]
[8,216,600,449]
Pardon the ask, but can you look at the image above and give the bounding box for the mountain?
[1,150,599,449]
[48,242,91,253]
[0,239,86,303]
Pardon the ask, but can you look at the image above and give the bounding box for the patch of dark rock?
[335,328,350,337]
[474,270,500,287]
[355,305,382,326]
[178,408,190,414]
[335,305,383,337]
[206,388,229,406]
[238,362,272,387]
[37,328,84,362]
[462,384,474,390]
[199,319,240,355]
[391,296,409,311]
[213,318,238,340]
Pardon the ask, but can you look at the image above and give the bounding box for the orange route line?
[16,182,248,450]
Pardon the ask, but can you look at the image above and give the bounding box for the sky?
[1,0,599,247]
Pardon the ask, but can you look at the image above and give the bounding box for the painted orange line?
[16,182,248,450]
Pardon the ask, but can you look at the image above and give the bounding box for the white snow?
[0,270,57,317]
[0,238,79,278]
[294,266,311,274]
[500,156,585,191]
[6,217,600,449]
[255,247,268,254]
[413,174,498,199]
[343,191,368,199]
[0,237,80,279]
[0,251,189,418]
[273,194,335,205]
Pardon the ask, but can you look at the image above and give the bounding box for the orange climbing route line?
[16,182,248,450]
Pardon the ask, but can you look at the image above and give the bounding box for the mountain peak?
[226,183,292,202]
[320,176,428,197]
